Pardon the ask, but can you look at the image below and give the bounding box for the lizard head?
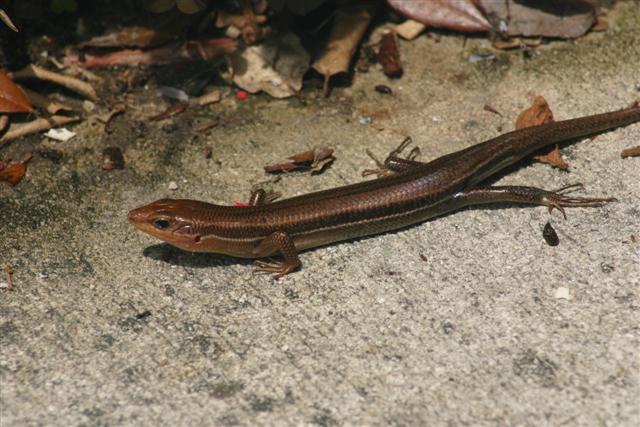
[128,199,203,251]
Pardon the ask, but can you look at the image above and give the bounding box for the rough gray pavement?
[1,4,639,426]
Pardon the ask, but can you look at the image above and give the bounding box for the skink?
[128,105,640,277]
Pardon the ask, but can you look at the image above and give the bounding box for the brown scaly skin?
[129,105,640,277]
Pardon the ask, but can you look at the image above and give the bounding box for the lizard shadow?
[143,244,254,269]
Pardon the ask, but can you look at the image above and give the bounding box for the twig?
[0,115,79,147]
[0,115,8,132]
[4,265,13,292]
[11,64,98,101]
[0,9,18,32]
[22,87,73,114]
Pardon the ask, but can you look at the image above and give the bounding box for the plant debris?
[45,127,76,142]
[375,85,392,95]
[543,222,559,246]
[65,38,237,68]
[229,32,309,99]
[149,102,189,121]
[479,0,596,39]
[37,147,63,162]
[312,3,375,96]
[102,147,125,170]
[388,0,491,33]
[394,19,427,40]
[515,96,568,170]
[377,29,402,78]
[483,104,502,116]
[3,265,13,292]
[264,147,335,174]
[0,116,80,148]
[22,88,72,115]
[0,8,18,32]
[0,154,31,186]
[11,65,98,101]
[0,72,33,113]
[621,146,640,158]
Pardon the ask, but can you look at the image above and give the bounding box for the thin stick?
[0,115,79,147]
[4,265,13,292]
[11,64,98,100]
[22,87,73,114]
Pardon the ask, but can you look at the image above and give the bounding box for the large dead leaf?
[312,3,375,94]
[387,0,491,32]
[229,32,309,99]
[478,0,596,38]
[0,72,33,113]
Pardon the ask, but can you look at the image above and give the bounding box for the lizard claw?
[253,259,298,279]
[544,183,617,219]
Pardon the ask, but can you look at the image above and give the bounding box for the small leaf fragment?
[0,156,31,186]
[265,147,335,174]
[148,102,188,121]
[515,95,554,129]
[621,145,640,158]
[534,145,569,170]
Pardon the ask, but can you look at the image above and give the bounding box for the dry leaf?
[621,145,640,158]
[478,0,595,38]
[265,148,334,174]
[149,102,189,121]
[534,145,569,170]
[387,0,491,33]
[65,38,237,68]
[378,29,402,78]
[0,156,30,186]
[592,17,608,32]
[516,96,569,169]
[515,95,554,129]
[394,19,427,40]
[0,72,33,113]
[229,32,309,99]
[312,4,375,95]
[483,104,502,116]
[96,104,126,125]
[79,26,172,48]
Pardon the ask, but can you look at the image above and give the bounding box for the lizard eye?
[153,219,171,230]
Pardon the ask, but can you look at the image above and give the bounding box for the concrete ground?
[1,3,639,426]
